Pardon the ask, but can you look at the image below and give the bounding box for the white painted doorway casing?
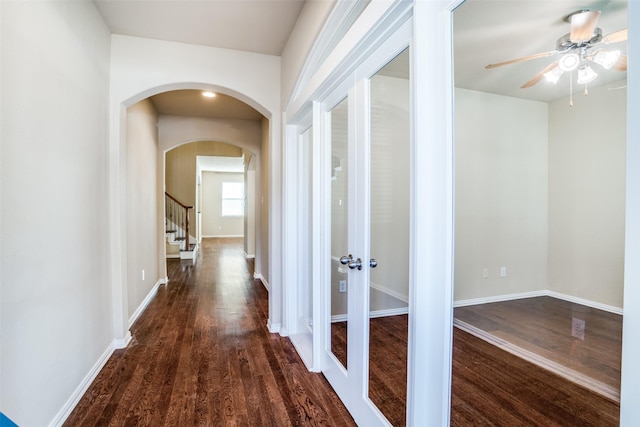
[283,0,640,424]
[283,0,456,424]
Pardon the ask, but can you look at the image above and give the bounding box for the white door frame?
[620,1,640,424]
[282,0,456,424]
[285,0,640,424]
[318,21,414,427]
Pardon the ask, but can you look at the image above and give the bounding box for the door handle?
[369,258,378,268]
[348,257,363,270]
[340,254,353,265]
[340,254,364,270]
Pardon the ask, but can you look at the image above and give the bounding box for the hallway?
[64,238,355,426]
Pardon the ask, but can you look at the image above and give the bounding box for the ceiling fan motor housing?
[556,27,603,52]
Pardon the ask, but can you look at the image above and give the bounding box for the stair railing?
[165,192,193,251]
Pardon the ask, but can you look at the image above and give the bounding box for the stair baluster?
[165,192,192,252]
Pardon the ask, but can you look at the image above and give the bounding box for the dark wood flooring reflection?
[331,316,408,426]
[452,328,619,426]
[64,238,355,426]
[334,315,619,426]
[454,297,622,393]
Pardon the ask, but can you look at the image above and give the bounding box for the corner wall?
[0,2,113,425]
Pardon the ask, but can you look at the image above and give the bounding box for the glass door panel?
[330,97,349,369]
[298,127,313,330]
[367,48,411,426]
[319,21,412,427]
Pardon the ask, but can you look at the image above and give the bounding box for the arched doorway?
[112,82,279,349]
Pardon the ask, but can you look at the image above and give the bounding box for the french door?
[320,22,411,427]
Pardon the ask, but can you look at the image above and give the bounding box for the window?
[222,182,244,216]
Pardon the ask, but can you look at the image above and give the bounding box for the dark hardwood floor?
[65,238,619,426]
[452,328,619,426]
[332,313,618,426]
[454,297,622,394]
[64,238,355,426]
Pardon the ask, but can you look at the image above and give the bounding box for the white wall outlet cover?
[572,317,585,340]
[339,280,347,293]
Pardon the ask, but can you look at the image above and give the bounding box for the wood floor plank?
[454,296,622,391]
[64,238,355,427]
[64,238,619,426]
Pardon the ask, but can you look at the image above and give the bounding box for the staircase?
[165,192,197,260]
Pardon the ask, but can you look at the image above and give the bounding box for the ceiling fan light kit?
[593,50,621,69]
[544,67,563,84]
[485,9,627,106]
[577,64,598,84]
[559,53,580,71]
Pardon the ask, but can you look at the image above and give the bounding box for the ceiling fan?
[485,10,627,92]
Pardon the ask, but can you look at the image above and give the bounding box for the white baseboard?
[453,290,623,315]
[267,319,281,333]
[254,273,269,291]
[244,252,255,259]
[113,331,132,349]
[166,254,180,259]
[331,314,348,323]
[454,318,620,402]
[453,290,546,308]
[546,291,623,315]
[128,277,166,329]
[370,307,409,318]
[331,306,409,323]
[48,342,115,427]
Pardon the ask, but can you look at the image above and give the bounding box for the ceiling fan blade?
[570,10,601,43]
[520,62,559,89]
[603,29,628,44]
[614,54,627,71]
[485,51,557,69]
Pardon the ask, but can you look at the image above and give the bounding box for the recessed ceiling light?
[202,91,216,98]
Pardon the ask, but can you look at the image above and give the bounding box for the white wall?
[454,86,626,310]
[126,99,161,319]
[454,88,549,302]
[0,2,112,426]
[547,84,626,308]
[201,172,244,237]
[158,115,262,153]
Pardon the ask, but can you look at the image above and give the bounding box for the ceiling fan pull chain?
[569,70,574,107]
[584,82,589,96]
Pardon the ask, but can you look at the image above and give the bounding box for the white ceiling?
[150,90,264,120]
[454,0,628,103]
[93,0,305,56]
[94,0,628,118]
[94,0,306,120]
[197,155,244,173]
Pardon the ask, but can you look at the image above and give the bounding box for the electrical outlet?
[572,317,585,340]
[500,266,507,278]
[482,268,489,279]
[142,269,145,281]
[339,280,347,293]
